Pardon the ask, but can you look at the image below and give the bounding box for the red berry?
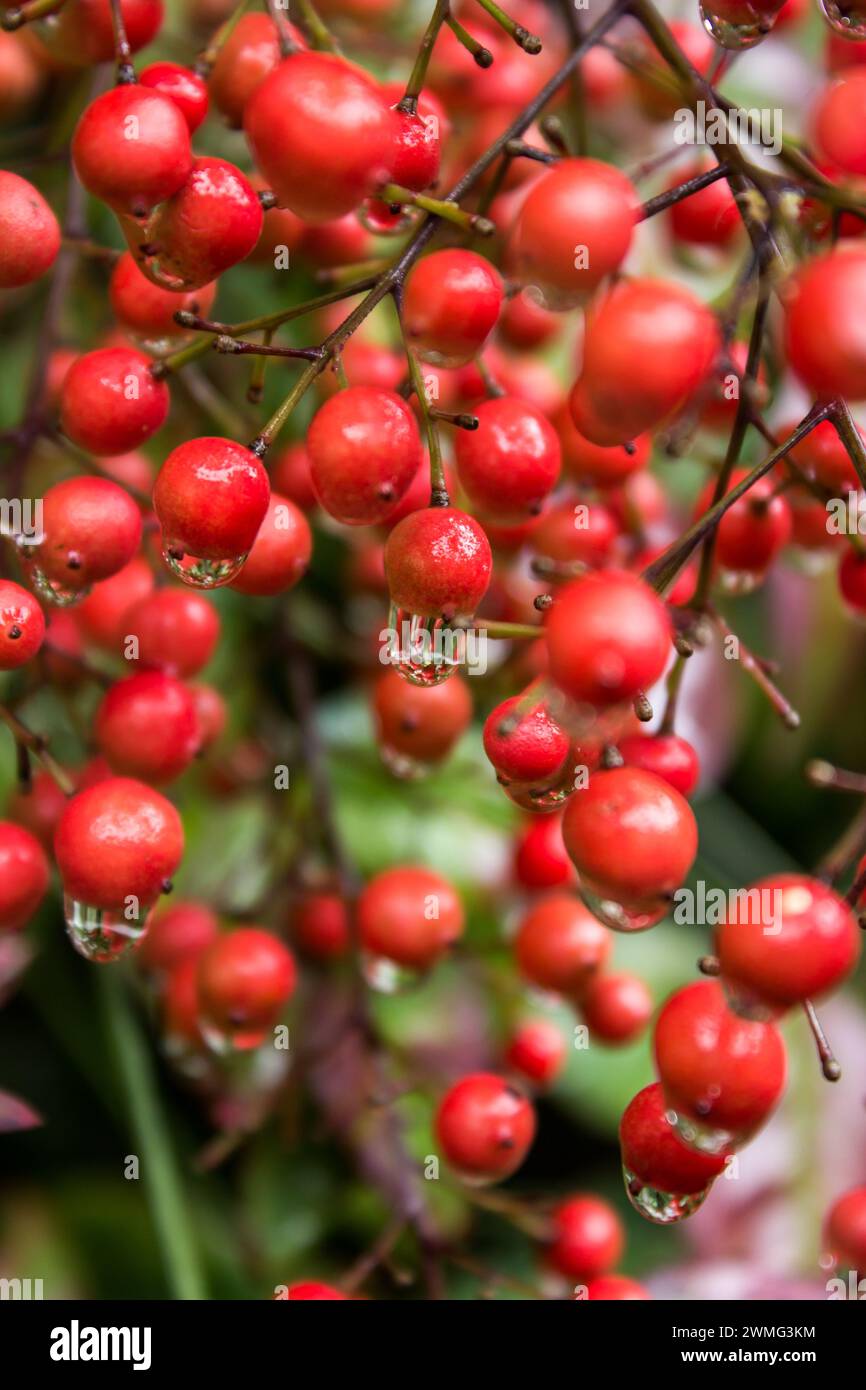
[41,0,163,64]
[373,668,472,767]
[137,898,219,974]
[385,88,444,193]
[824,1186,866,1272]
[436,1072,536,1181]
[483,695,570,786]
[299,213,373,268]
[0,821,49,930]
[109,252,216,340]
[838,547,866,614]
[98,451,156,501]
[668,164,741,246]
[783,246,866,400]
[531,498,619,568]
[307,387,422,526]
[618,733,700,797]
[545,570,672,708]
[694,469,791,582]
[188,682,226,751]
[154,436,270,568]
[244,52,396,221]
[515,892,610,996]
[698,341,770,434]
[556,403,651,488]
[291,891,351,961]
[72,84,192,215]
[60,348,169,456]
[499,290,561,351]
[207,14,285,126]
[653,979,787,1149]
[716,873,860,1011]
[54,777,184,910]
[0,580,44,670]
[562,767,698,920]
[570,279,720,446]
[197,927,296,1049]
[149,157,264,289]
[812,69,866,176]
[6,770,67,850]
[127,588,220,676]
[0,33,42,122]
[272,443,317,512]
[385,507,492,618]
[546,1195,623,1281]
[77,557,155,653]
[620,1083,727,1197]
[139,61,209,132]
[582,1275,651,1300]
[513,814,574,892]
[96,672,201,785]
[510,158,639,308]
[161,956,204,1049]
[455,396,561,523]
[33,476,143,593]
[506,1018,566,1085]
[582,972,653,1045]
[230,494,312,596]
[788,417,866,492]
[0,171,60,289]
[286,1282,347,1301]
[403,249,503,367]
[357,865,463,971]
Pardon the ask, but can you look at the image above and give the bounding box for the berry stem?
[446,13,494,68]
[807,761,866,794]
[98,972,207,1298]
[0,0,65,30]
[213,335,324,361]
[471,0,542,53]
[293,0,339,54]
[475,620,542,639]
[394,285,449,506]
[0,702,74,793]
[107,0,135,84]
[194,0,253,77]
[707,604,800,730]
[802,999,841,1082]
[380,183,495,236]
[638,163,732,221]
[266,0,301,56]
[400,0,450,110]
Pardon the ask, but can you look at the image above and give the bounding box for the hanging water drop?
[385,603,462,686]
[699,0,783,49]
[623,1164,714,1224]
[162,541,247,589]
[64,895,151,963]
[818,0,866,38]
[360,951,424,995]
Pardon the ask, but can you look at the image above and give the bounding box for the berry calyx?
[197,927,296,1051]
[545,570,672,709]
[0,171,60,289]
[514,892,611,996]
[95,672,201,785]
[54,776,184,911]
[0,821,49,931]
[306,386,422,526]
[357,865,464,972]
[435,1072,536,1182]
[385,507,492,619]
[403,249,503,367]
[454,395,561,523]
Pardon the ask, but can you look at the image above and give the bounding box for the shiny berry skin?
[455,396,561,523]
[824,1187,866,1272]
[563,767,698,915]
[41,0,163,64]
[513,814,574,892]
[383,86,444,193]
[306,387,422,526]
[668,164,741,247]
[71,85,192,215]
[244,52,396,221]
[291,891,351,961]
[570,279,720,446]
[230,495,312,597]
[618,733,700,798]
[556,405,651,489]
[435,1073,536,1182]
[35,477,143,593]
[0,580,44,670]
[149,158,264,289]
[582,972,653,1046]
[96,672,201,785]
[127,588,220,676]
[582,1275,651,1301]
[357,865,463,971]
[546,570,672,708]
[385,507,492,619]
[511,158,639,308]
[286,1282,347,1301]
[620,1083,727,1196]
[373,668,472,765]
[653,980,787,1148]
[208,14,282,127]
[403,250,504,367]
[60,348,169,457]
[694,469,791,579]
[788,418,865,492]
[136,898,219,974]
[0,822,49,931]
[139,62,209,132]
[515,892,610,996]
[546,1195,623,1281]
[716,873,860,1012]
[54,777,184,911]
[812,69,866,177]
[483,695,570,786]
[154,437,270,562]
[506,1018,566,1085]
[197,928,296,1048]
[499,291,561,351]
[532,498,619,568]
[272,443,317,512]
[109,252,216,339]
[77,558,155,653]
[783,246,866,400]
[0,172,60,289]
[188,683,226,751]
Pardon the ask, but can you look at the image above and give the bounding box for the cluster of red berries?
[1,0,866,1303]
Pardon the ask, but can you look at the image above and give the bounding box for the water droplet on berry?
[198,1016,272,1054]
[699,1,777,48]
[623,1165,713,1224]
[17,546,89,606]
[162,542,247,589]
[817,0,866,37]
[385,604,461,687]
[576,882,667,934]
[64,895,151,963]
[667,1104,732,1157]
[378,743,432,780]
[496,771,575,812]
[357,198,415,236]
[360,951,423,994]
[720,976,778,1022]
[718,566,765,597]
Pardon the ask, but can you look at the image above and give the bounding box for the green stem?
[99,972,206,1301]
[401,0,449,108]
[472,0,542,51]
[395,290,447,505]
[293,0,338,52]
